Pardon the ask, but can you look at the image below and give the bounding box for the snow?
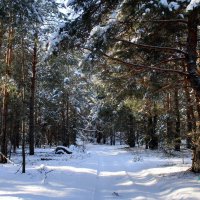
[64,77,70,84]
[89,25,109,38]
[186,0,200,10]
[168,2,180,10]
[0,145,199,200]
[160,0,169,7]
[145,8,151,13]
[160,0,180,10]
[65,0,75,7]
[160,0,200,11]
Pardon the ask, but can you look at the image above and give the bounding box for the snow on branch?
[114,38,187,55]
[186,0,200,11]
[159,0,200,11]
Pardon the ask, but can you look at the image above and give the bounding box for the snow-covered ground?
[0,144,199,200]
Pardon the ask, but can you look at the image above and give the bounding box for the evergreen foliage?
[0,0,200,172]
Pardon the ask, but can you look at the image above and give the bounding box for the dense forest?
[0,0,200,174]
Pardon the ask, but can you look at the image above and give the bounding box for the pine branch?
[152,79,185,94]
[98,50,188,76]
[101,52,144,69]
[143,19,188,24]
[114,39,187,55]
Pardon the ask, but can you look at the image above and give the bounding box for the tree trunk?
[22,118,26,173]
[0,20,6,52]
[0,87,9,163]
[21,37,26,173]
[61,108,67,146]
[0,25,13,163]
[186,9,199,94]
[184,80,195,148]
[166,92,174,145]
[61,93,69,147]
[150,115,158,150]
[29,33,38,155]
[12,110,20,153]
[174,88,181,151]
[186,9,200,172]
[96,131,102,144]
[127,114,135,147]
[66,94,70,146]
[195,94,200,131]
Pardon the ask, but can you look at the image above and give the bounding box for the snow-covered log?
[55,146,72,154]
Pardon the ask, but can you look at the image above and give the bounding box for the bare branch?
[101,51,144,70]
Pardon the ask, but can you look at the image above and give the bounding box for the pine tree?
[59,0,200,172]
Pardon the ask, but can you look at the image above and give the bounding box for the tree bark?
[61,92,69,147]
[29,33,38,155]
[166,92,174,145]
[195,94,200,131]
[0,87,9,163]
[66,94,70,146]
[127,114,135,147]
[12,108,20,153]
[186,9,200,173]
[21,36,26,173]
[147,115,158,150]
[186,9,199,94]
[184,80,195,148]
[0,25,13,163]
[174,88,181,151]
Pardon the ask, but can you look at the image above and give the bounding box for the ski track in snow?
[0,145,200,200]
[92,146,136,200]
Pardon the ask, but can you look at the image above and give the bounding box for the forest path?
[0,145,198,200]
[91,145,137,200]
[87,145,162,200]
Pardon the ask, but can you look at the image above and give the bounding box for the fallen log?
[55,146,72,154]
[41,158,53,161]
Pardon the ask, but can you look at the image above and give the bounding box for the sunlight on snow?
[0,145,199,200]
[100,171,127,177]
[0,197,24,200]
[16,185,66,198]
[116,180,133,186]
[0,186,66,197]
[48,166,96,174]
